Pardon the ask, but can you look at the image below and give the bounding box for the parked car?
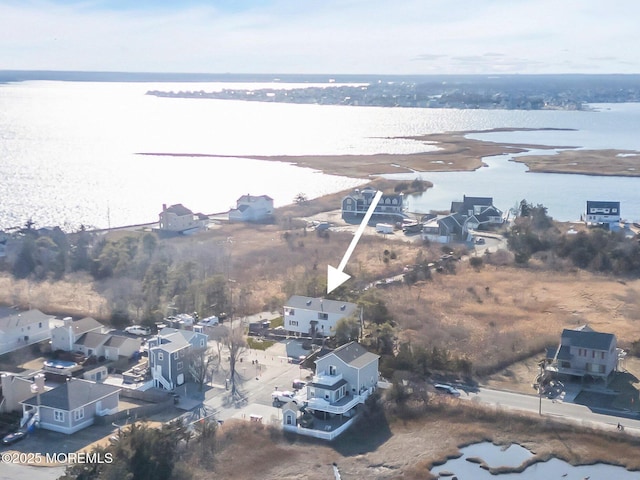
[434,383,461,397]
[475,237,486,245]
[199,316,219,327]
[2,430,27,445]
[124,325,151,336]
[292,379,307,390]
[272,390,297,405]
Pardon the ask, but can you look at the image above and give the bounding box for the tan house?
[158,203,208,233]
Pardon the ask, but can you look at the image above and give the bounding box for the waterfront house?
[283,296,358,338]
[450,195,503,230]
[341,187,405,222]
[282,341,379,440]
[0,307,53,356]
[147,327,208,390]
[228,194,274,223]
[546,325,621,385]
[584,201,621,229]
[20,378,120,434]
[158,203,208,234]
[51,317,105,352]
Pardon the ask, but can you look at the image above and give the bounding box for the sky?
[1,0,639,75]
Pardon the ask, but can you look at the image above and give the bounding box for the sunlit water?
[430,442,639,479]
[1,80,640,229]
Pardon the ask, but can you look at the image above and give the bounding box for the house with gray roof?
[547,325,621,385]
[341,187,406,223]
[51,317,104,352]
[147,328,208,390]
[283,296,359,338]
[282,341,379,440]
[158,203,208,234]
[0,308,53,355]
[72,332,141,361]
[228,194,274,223]
[20,378,120,434]
[584,201,621,230]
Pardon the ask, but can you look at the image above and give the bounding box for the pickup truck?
[271,390,297,405]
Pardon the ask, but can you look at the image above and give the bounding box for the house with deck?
[282,341,379,440]
[0,308,53,356]
[20,378,120,434]
[584,201,621,230]
[228,194,274,223]
[147,327,208,390]
[283,296,358,338]
[546,325,621,385]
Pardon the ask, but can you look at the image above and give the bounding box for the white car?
[271,390,297,405]
[125,325,151,336]
[199,316,219,327]
[434,383,461,397]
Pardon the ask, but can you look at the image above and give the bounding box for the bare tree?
[188,347,218,392]
[223,326,247,399]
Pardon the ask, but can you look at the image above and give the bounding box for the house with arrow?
[283,296,358,338]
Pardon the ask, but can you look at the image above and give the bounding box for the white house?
[50,317,105,352]
[228,194,274,223]
[158,203,208,233]
[0,308,53,355]
[282,342,379,441]
[584,201,621,229]
[283,296,358,338]
[73,332,141,361]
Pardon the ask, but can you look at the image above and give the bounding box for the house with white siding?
[0,308,53,355]
[51,317,105,352]
[228,194,274,223]
[584,201,621,230]
[283,296,358,338]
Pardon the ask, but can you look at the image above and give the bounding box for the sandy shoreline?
[138,127,640,179]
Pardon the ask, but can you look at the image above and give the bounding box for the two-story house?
[158,203,208,234]
[341,187,405,222]
[584,201,621,229]
[228,194,274,223]
[0,307,53,355]
[148,327,208,390]
[283,296,358,338]
[51,317,104,352]
[282,342,379,440]
[547,325,620,385]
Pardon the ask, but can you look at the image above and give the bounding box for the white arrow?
[327,190,383,293]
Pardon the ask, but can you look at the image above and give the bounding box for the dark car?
[2,430,27,445]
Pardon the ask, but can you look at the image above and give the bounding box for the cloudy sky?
[1,0,638,74]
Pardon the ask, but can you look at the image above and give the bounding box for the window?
[174,352,179,360]
[318,312,328,320]
[200,339,205,347]
[39,322,42,328]
[74,408,85,421]
[54,410,65,422]
[285,308,295,316]
[158,352,164,361]
[289,320,298,326]
[180,349,184,358]
[601,352,605,360]
[329,365,337,375]
[177,361,183,371]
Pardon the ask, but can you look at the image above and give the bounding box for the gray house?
[547,325,620,385]
[341,187,405,222]
[21,378,120,434]
[148,328,208,390]
[283,342,379,440]
[0,308,53,355]
[584,201,621,229]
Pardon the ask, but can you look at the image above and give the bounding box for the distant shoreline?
[138,127,640,179]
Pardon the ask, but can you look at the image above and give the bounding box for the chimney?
[163,203,167,211]
[34,373,45,391]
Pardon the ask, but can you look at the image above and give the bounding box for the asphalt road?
[462,386,640,434]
